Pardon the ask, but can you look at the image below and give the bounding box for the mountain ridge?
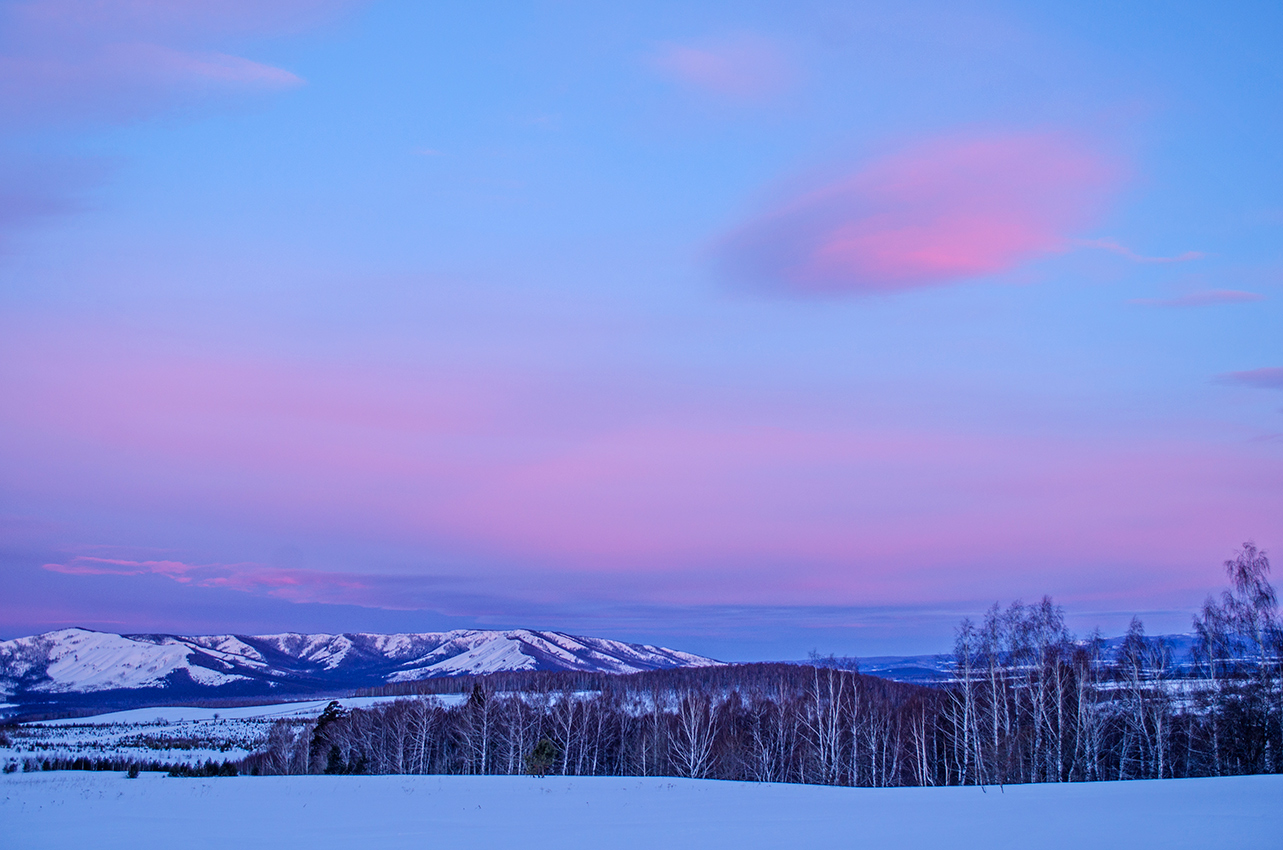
[0,627,721,715]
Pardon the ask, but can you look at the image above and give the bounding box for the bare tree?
[238,548,1282,788]
[670,690,717,778]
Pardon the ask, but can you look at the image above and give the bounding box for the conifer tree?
[525,738,559,778]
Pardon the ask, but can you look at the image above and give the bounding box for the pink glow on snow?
[720,132,1117,294]
[650,34,796,100]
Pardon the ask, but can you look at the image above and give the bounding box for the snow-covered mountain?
[0,627,720,709]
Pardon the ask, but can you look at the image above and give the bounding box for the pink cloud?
[0,0,357,125]
[1131,290,1265,307]
[650,33,796,100]
[43,556,391,607]
[44,556,199,579]
[39,554,486,613]
[1078,238,1204,264]
[719,131,1117,294]
[1218,367,1283,390]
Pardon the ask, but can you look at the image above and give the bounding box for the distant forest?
[245,543,1281,786]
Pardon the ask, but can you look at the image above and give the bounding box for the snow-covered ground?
[2,772,1277,849]
[2,696,457,767]
[37,695,454,727]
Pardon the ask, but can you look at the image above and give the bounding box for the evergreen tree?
[525,738,560,778]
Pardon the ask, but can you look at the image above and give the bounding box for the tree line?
[242,542,1280,786]
[6,755,240,777]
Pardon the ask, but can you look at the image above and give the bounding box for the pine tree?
[525,738,559,778]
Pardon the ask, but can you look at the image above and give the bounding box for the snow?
[365,633,415,656]
[2,772,1277,850]
[2,695,472,767]
[25,629,248,692]
[393,637,538,678]
[35,695,441,727]
[2,628,721,702]
[182,636,269,668]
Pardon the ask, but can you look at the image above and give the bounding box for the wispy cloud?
[1079,238,1204,264]
[0,1,360,251]
[1217,367,1283,390]
[0,157,106,251]
[44,556,203,580]
[1131,290,1265,307]
[650,33,796,100]
[42,556,432,609]
[717,131,1117,295]
[0,1,339,126]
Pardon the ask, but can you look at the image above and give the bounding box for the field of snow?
[2,696,449,767]
[37,695,450,727]
[2,772,1277,850]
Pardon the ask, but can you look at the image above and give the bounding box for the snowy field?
[2,696,448,767]
[2,772,1278,850]
[36,695,448,726]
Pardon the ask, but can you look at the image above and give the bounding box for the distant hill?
[806,633,1204,684]
[0,627,720,717]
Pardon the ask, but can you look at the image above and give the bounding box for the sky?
[1,0,1280,659]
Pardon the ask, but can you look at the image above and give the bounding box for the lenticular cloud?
[720,132,1116,295]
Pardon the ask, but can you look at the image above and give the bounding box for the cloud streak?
[718,131,1117,295]
[0,1,334,126]
[1131,290,1265,307]
[42,556,429,609]
[650,33,796,100]
[1218,367,1283,390]
[1079,238,1204,264]
[0,157,105,249]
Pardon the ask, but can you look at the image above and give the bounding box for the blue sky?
[1,0,1280,658]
